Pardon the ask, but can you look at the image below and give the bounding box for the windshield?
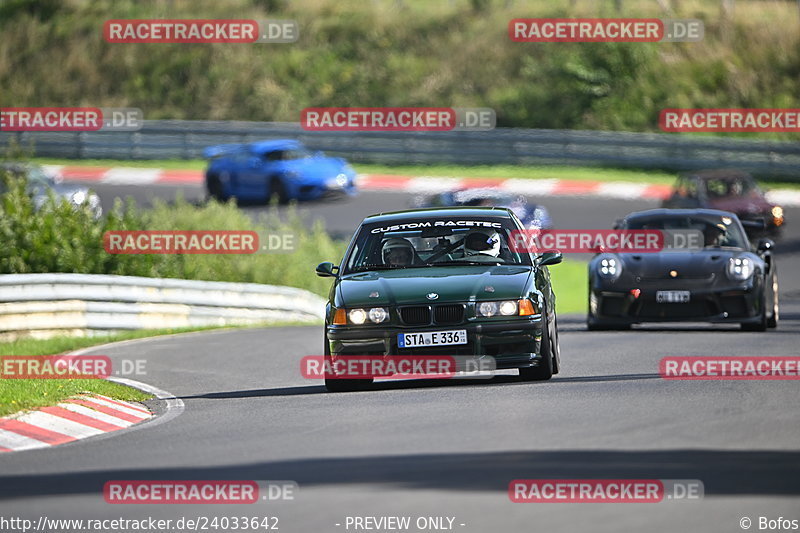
[702,176,758,198]
[343,216,531,274]
[625,215,749,249]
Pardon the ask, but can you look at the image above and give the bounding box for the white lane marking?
[500,178,558,196]
[595,182,651,199]
[57,403,134,428]
[41,165,64,178]
[14,411,104,439]
[76,396,151,419]
[91,394,150,414]
[0,429,51,452]
[101,167,162,185]
[766,189,800,207]
[406,177,463,193]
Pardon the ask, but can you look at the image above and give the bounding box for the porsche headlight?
[597,255,622,279]
[727,257,754,280]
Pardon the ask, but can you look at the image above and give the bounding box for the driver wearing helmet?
[382,237,416,266]
[463,230,501,259]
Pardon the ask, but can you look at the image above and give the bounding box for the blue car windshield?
[343,217,532,273]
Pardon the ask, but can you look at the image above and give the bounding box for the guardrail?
[0,273,326,340]
[3,120,799,180]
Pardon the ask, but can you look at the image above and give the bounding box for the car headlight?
[477,299,537,317]
[597,255,622,279]
[478,301,498,317]
[367,307,389,323]
[335,307,389,325]
[727,257,754,280]
[772,206,784,225]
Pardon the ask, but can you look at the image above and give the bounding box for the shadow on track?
[177,373,663,400]
[1,449,799,501]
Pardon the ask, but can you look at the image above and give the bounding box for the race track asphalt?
[1,181,798,533]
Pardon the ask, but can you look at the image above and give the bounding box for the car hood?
[285,157,349,182]
[619,250,740,277]
[707,195,772,215]
[336,265,532,307]
[29,183,89,202]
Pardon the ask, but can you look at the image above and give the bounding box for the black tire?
[767,274,779,328]
[741,288,768,332]
[268,178,289,205]
[206,174,226,201]
[323,339,373,392]
[519,302,555,381]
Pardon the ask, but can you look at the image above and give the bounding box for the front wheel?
[741,289,768,332]
[767,273,779,329]
[323,339,373,392]
[268,178,289,205]
[519,303,556,381]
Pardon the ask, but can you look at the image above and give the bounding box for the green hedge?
[0,169,345,297]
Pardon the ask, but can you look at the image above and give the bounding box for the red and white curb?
[41,165,800,206]
[0,394,151,453]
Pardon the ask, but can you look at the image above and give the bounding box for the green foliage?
[0,167,345,297]
[0,0,796,138]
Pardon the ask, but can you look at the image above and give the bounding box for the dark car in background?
[588,208,778,331]
[316,206,563,392]
[0,162,102,218]
[412,188,553,229]
[204,139,357,203]
[661,169,784,237]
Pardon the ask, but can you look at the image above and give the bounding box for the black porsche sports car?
[587,208,778,331]
[315,206,563,392]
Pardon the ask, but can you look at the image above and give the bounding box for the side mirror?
[316,261,338,277]
[756,238,774,253]
[538,250,563,267]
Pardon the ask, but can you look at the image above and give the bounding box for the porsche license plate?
[398,330,467,348]
[656,290,690,304]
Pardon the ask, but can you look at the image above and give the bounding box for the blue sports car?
[411,188,553,229]
[203,139,357,203]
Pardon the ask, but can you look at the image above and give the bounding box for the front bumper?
[326,317,544,370]
[589,281,763,325]
[293,180,357,201]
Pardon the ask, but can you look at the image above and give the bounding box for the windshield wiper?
[426,260,519,266]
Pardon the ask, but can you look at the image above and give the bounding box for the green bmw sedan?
[315,207,563,392]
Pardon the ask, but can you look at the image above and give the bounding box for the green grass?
[31,157,800,191]
[0,322,321,417]
[550,259,587,315]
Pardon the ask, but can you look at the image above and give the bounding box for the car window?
[343,217,530,273]
[626,216,748,249]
